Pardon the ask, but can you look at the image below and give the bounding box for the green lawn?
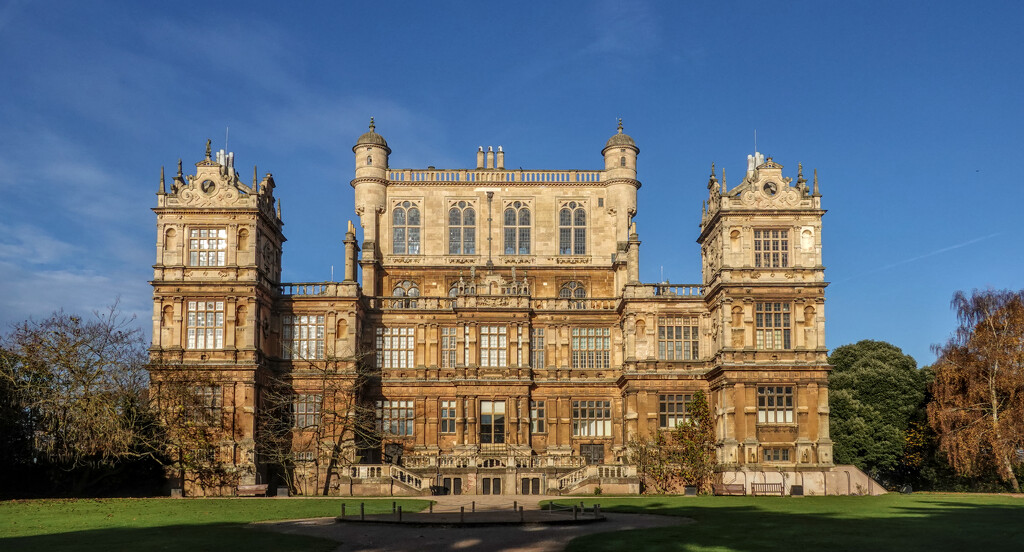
[548,494,1024,552]
[0,497,430,552]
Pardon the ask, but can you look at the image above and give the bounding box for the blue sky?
[0,0,1021,366]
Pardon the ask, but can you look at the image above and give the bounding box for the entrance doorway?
[580,444,604,465]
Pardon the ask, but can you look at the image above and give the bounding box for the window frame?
[376,399,415,436]
[376,327,415,369]
[188,227,227,267]
[657,316,699,360]
[755,302,792,350]
[479,325,507,368]
[558,202,586,255]
[757,385,795,424]
[186,300,224,350]
[570,327,610,370]
[530,400,545,434]
[503,202,531,255]
[292,393,322,429]
[392,201,421,255]
[282,314,325,360]
[479,400,506,444]
[440,400,457,434]
[448,202,476,255]
[530,328,545,368]
[571,399,612,437]
[753,229,790,268]
[441,327,457,368]
[658,393,693,429]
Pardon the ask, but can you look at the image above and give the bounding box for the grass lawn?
[548,494,1024,552]
[0,497,430,551]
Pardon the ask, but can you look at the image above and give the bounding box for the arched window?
[559,202,586,255]
[367,155,372,166]
[503,202,531,255]
[620,156,626,167]
[391,280,420,308]
[559,281,586,309]
[392,201,420,255]
[448,202,476,255]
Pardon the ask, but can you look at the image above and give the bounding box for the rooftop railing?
[387,169,603,184]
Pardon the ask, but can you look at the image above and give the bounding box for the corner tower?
[698,153,832,471]
[351,118,390,295]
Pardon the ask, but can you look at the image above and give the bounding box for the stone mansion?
[148,121,842,496]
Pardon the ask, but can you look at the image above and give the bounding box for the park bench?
[712,483,746,496]
[236,484,268,497]
[750,482,784,496]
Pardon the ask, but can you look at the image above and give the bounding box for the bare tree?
[625,391,718,494]
[148,365,241,494]
[257,353,380,496]
[928,289,1024,492]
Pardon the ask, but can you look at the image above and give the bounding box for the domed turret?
[601,119,641,246]
[355,117,391,152]
[353,117,391,179]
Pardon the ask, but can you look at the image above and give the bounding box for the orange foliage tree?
[928,289,1024,492]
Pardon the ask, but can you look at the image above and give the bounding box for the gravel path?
[258,496,691,552]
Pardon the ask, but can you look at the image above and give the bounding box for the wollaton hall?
[148,120,872,497]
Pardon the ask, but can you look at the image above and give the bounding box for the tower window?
[755,302,791,350]
[392,201,421,255]
[186,300,224,349]
[448,202,476,255]
[480,325,507,368]
[658,317,699,360]
[620,156,626,167]
[570,327,610,370]
[757,386,794,424]
[282,314,325,359]
[189,228,227,266]
[503,202,531,255]
[754,229,789,268]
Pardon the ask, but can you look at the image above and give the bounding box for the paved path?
[259,495,691,552]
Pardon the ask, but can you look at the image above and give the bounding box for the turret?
[351,118,390,261]
[602,119,641,244]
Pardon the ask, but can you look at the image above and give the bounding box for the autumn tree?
[626,391,717,494]
[828,340,929,483]
[928,289,1024,492]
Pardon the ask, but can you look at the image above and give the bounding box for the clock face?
[762,182,778,196]
[201,180,216,194]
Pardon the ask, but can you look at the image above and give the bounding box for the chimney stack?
[486,146,494,169]
[476,146,484,169]
[496,146,504,169]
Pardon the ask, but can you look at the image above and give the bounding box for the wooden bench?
[712,483,746,496]
[236,484,268,497]
[750,483,785,496]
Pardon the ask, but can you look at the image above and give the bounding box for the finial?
[721,168,727,193]
[797,162,807,186]
[158,166,166,194]
[176,158,183,177]
[369,117,375,131]
[813,168,820,196]
[205,139,211,160]
[276,198,282,219]
[253,165,258,186]
[711,161,716,177]
[617,118,623,133]
[707,162,718,190]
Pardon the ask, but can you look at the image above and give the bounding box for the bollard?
[397,505,402,522]
[460,506,465,523]
[341,503,346,519]
[360,502,365,521]
[595,504,601,518]
[392,501,396,513]
[514,500,517,511]
[472,500,476,512]
[429,502,433,513]
[573,505,578,520]
[519,505,524,522]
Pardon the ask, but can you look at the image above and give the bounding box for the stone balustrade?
[387,169,603,184]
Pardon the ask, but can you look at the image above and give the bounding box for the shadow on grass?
[0,523,336,552]
[558,497,1024,552]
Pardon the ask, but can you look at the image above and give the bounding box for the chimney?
[486,146,494,169]
[496,146,504,170]
[476,146,484,169]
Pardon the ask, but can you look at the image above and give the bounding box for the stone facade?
[149,123,834,496]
